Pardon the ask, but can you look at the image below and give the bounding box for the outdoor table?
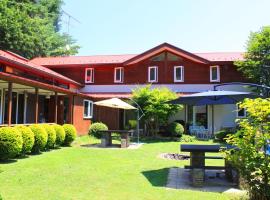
[99,130,133,148]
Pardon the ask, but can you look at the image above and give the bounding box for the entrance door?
[187,105,208,128]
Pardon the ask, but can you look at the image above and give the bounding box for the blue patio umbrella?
[168,90,259,134]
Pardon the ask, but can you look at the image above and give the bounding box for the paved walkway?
[166,167,246,195]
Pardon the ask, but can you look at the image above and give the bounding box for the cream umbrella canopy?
[94,98,137,110]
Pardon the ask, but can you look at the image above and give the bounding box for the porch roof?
[0,51,82,87]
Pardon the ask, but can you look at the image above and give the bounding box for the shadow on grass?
[80,143,121,149]
[0,159,17,164]
[135,137,178,144]
[141,167,171,187]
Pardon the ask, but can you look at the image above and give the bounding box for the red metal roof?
[31,52,244,67]
[0,50,82,86]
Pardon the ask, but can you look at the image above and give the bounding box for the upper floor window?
[174,66,184,82]
[85,68,94,83]
[114,67,124,83]
[148,66,158,82]
[210,66,220,82]
[83,100,93,119]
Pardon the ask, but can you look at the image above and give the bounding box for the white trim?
[174,66,184,82]
[83,99,93,119]
[210,65,220,82]
[85,68,94,83]
[148,66,158,82]
[114,67,124,83]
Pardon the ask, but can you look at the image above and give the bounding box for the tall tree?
[235,26,270,87]
[0,0,79,59]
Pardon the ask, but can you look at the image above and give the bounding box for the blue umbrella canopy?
[169,90,258,105]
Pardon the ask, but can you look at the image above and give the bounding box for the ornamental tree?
[225,98,270,199]
[131,85,182,136]
[235,26,270,89]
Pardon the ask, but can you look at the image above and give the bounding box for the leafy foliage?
[0,127,23,160]
[42,124,56,149]
[88,122,108,138]
[30,125,48,153]
[131,85,182,136]
[63,124,77,146]
[168,122,184,137]
[52,124,66,145]
[235,26,270,88]
[180,135,197,142]
[0,0,79,59]
[15,125,34,154]
[225,98,270,199]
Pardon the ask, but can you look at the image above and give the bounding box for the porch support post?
[54,92,58,123]
[7,82,12,126]
[34,88,39,123]
[68,95,74,124]
[212,105,214,135]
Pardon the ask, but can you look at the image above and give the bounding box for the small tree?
[235,26,270,89]
[225,98,270,200]
[131,85,182,136]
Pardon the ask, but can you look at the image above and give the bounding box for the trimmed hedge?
[52,124,66,145]
[42,124,56,149]
[63,124,77,146]
[0,127,23,160]
[88,122,108,138]
[15,125,34,154]
[168,122,184,137]
[29,125,48,153]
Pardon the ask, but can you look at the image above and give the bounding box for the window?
[83,100,93,118]
[148,66,158,82]
[114,67,124,83]
[174,66,184,82]
[237,105,246,118]
[85,68,94,83]
[210,66,220,82]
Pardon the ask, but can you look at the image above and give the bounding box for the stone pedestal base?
[191,168,205,187]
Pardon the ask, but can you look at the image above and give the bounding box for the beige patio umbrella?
[94,98,137,110]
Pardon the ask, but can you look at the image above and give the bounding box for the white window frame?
[174,66,184,82]
[83,100,93,119]
[114,67,124,83]
[148,66,158,82]
[85,68,94,83]
[210,65,220,82]
[236,105,246,118]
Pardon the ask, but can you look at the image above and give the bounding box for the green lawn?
[0,136,235,200]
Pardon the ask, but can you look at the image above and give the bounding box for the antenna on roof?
[61,9,81,34]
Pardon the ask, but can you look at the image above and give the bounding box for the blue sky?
[62,0,270,55]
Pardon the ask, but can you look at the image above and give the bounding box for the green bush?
[42,124,56,149]
[88,122,108,138]
[15,125,34,154]
[63,124,77,146]
[215,130,231,142]
[128,120,137,129]
[52,124,66,145]
[29,125,48,153]
[0,127,23,160]
[180,134,197,142]
[168,122,184,137]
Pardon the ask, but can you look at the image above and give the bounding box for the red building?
[0,43,246,135]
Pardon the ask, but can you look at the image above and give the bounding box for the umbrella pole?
[137,109,140,144]
[212,105,214,136]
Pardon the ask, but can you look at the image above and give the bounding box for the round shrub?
[42,124,56,149]
[88,122,108,138]
[15,125,34,154]
[63,124,77,146]
[0,127,23,160]
[52,124,66,145]
[180,135,197,142]
[29,125,48,153]
[168,122,184,137]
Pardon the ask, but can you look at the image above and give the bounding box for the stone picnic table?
[99,130,134,148]
[180,144,233,186]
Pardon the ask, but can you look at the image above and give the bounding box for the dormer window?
[174,66,184,82]
[148,66,158,82]
[85,68,94,83]
[114,67,124,83]
[210,66,220,82]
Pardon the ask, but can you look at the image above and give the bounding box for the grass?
[0,136,237,200]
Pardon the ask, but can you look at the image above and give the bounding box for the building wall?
[73,96,92,135]
[93,106,120,130]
